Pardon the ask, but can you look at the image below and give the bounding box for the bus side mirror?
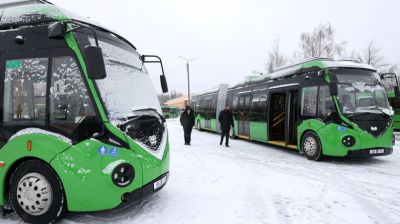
[48,21,67,38]
[141,55,169,93]
[160,75,169,93]
[394,86,400,98]
[84,46,107,79]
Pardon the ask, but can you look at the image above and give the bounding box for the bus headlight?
[112,163,135,187]
[342,135,356,147]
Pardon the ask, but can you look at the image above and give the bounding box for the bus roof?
[0,0,137,49]
[229,58,377,89]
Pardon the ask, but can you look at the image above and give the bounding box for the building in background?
[165,95,188,109]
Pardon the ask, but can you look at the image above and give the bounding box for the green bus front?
[298,67,394,158]
[0,2,169,223]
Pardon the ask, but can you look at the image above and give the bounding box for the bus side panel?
[50,139,144,212]
[0,134,71,206]
[211,119,218,132]
[393,114,400,130]
[249,121,268,142]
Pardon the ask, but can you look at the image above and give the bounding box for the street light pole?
[179,56,198,105]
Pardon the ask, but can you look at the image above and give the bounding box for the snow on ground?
[2,118,400,224]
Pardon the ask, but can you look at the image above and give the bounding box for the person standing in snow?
[180,105,195,145]
[218,105,234,147]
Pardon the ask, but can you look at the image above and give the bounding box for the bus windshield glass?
[74,29,162,124]
[332,68,393,116]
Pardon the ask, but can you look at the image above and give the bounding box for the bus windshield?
[74,29,162,125]
[332,68,393,116]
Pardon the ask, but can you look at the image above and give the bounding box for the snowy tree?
[265,39,288,73]
[357,40,389,69]
[295,23,347,60]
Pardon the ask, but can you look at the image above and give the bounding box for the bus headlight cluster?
[153,175,168,191]
[342,135,356,147]
[112,163,135,187]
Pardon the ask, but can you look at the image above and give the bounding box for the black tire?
[301,131,322,161]
[9,160,67,224]
[165,115,169,119]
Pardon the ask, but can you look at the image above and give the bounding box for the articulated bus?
[193,58,395,160]
[0,1,169,223]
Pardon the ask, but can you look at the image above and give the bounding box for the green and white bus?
[193,58,395,160]
[380,73,400,131]
[161,106,181,119]
[0,1,169,223]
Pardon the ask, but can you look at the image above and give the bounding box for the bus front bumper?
[347,148,393,157]
[118,172,169,206]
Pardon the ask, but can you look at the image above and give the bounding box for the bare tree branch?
[265,39,288,73]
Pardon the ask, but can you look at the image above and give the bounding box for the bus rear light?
[27,140,32,151]
[0,161,5,167]
[342,136,356,147]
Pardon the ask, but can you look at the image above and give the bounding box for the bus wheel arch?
[8,159,68,224]
[300,131,323,161]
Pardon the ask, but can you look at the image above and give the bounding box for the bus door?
[268,86,299,148]
[286,89,299,148]
[238,94,251,138]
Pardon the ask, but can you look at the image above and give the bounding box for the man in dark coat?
[180,105,195,145]
[218,105,234,147]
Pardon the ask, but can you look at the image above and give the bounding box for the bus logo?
[98,146,107,156]
[109,148,118,157]
[337,126,347,132]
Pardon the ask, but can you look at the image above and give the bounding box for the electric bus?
[380,73,400,131]
[193,58,395,160]
[161,106,181,119]
[0,1,170,223]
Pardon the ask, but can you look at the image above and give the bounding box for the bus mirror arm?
[48,21,100,47]
[141,55,169,93]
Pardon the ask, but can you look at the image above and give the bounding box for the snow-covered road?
[3,118,400,224]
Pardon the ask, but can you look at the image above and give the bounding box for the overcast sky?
[51,0,400,95]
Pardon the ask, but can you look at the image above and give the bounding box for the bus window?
[50,56,95,134]
[3,58,48,126]
[317,86,334,119]
[301,86,318,116]
[251,93,267,121]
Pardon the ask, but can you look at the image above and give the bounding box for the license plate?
[370,149,385,154]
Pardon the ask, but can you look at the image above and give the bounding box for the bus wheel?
[301,132,322,161]
[9,160,67,224]
[165,115,169,119]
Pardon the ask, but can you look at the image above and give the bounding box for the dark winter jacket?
[218,109,234,130]
[180,108,195,128]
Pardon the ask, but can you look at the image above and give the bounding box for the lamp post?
[178,56,198,105]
